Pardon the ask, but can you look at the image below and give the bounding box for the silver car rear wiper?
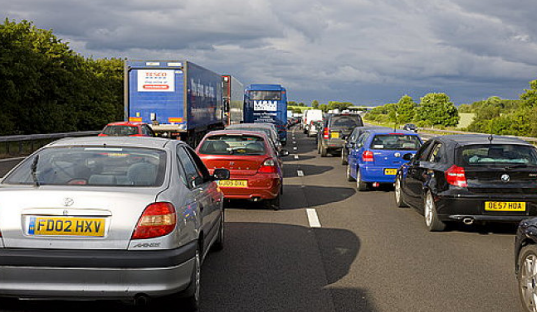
[31,155,40,187]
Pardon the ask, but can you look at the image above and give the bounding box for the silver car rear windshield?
[3,146,166,186]
[459,144,537,167]
[199,135,266,155]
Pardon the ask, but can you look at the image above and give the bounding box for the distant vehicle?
[244,84,288,146]
[347,129,422,191]
[341,126,389,165]
[402,123,418,132]
[395,134,537,231]
[225,123,282,152]
[125,60,224,147]
[318,113,364,157]
[222,75,244,126]
[515,218,537,312]
[196,130,289,210]
[0,136,229,309]
[98,121,156,137]
[302,109,323,136]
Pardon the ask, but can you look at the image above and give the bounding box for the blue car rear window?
[370,134,421,150]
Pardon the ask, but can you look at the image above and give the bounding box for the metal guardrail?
[0,131,100,159]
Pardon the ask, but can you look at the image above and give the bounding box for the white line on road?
[293,146,298,150]
[297,170,304,177]
[306,209,321,228]
[294,154,299,160]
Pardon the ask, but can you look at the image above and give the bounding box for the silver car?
[0,136,229,308]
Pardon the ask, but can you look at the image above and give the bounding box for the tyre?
[180,248,201,311]
[320,145,328,157]
[341,150,348,165]
[424,191,446,231]
[346,164,355,182]
[394,175,408,207]
[212,209,224,251]
[356,169,368,191]
[518,244,537,312]
[265,194,280,210]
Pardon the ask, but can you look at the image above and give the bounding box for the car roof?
[227,123,276,130]
[46,136,175,149]
[431,134,532,146]
[105,121,145,126]
[365,129,419,135]
[204,129,269,139]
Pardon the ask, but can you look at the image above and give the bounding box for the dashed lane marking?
[297,170,304,177]
[306,209,321,228]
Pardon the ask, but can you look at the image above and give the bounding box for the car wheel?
[346,164,355,182]
[518,245,537,312]
[265,194,280,210]
[212,209,224,251]
[356,169,368,191]
[181,248,201,311]
[424,191,446,231]
[320,145,328,157]
[394,175,407,207]
[341,150,348,165]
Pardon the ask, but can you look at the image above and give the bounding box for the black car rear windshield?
[199,135,266,155]
[459,144,537,166]
[329,115,363,128]
[370,134,421,150]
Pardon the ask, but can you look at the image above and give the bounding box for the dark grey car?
[318,114,364,157]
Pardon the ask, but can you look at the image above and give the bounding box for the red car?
[98,122,156,137]
[196,130,288,210]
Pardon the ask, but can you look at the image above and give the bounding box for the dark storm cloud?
[3,0,537,105]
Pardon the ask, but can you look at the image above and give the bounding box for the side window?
[185,146,211,181]
[357,132,370,148]
[416,140,434,162]
[428,143,443,163]
[177,146,203,188]
[349,129,359,142]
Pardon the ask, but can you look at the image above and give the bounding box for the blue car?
[346,129,423,191]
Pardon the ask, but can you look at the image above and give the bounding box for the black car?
[402,123,418,132]
[341,126,390,165]
[394,134,537,231]
[515,218,537,312]
[318,113,364,157]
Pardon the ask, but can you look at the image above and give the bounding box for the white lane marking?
[306,209,321,228]
[297,170,304,177]
[293,141,296,144]
[294,154,299,160]
[293,146,298,150]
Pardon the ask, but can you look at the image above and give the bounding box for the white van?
[302,109,323,136]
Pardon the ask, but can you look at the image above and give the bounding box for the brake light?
[258,158,278,173]
[323,127,330,139]
[445,165,467,187]
[132,202,177,239]
[362,150,374,162]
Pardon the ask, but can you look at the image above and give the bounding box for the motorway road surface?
[0,128,521,312]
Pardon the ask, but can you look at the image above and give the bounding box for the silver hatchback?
[0,136,229,308]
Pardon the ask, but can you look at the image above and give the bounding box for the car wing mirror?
[212,168,230,180]
[279,149,290,157]
[402,153,414,161]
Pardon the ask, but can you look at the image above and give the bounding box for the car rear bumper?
[221,175,281,200]
[435,193,537,223]
[0,241,197,300]
[360,166,398,183]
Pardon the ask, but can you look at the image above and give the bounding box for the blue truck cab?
[244,84,288,145]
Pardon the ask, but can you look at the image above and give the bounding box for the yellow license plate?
[484,202,526,211]
[384,168,397,175]
[218,180,248,188]
[28,217,105,236]
[331,132,340,139]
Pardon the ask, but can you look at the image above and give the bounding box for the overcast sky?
[4,0,537,106]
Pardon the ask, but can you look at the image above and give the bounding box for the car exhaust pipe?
[133,294,150,306]
[462,217,474,225]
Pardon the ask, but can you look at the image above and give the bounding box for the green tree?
[415,93,459,127]
[311,100,319,109]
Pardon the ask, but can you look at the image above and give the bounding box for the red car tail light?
[323,127,330,139]
[445,165,467,187]
[258,158,278,173]
[362,150,374,162]
[131,202,177,239]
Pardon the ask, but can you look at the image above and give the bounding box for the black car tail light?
[446,165,467,187]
